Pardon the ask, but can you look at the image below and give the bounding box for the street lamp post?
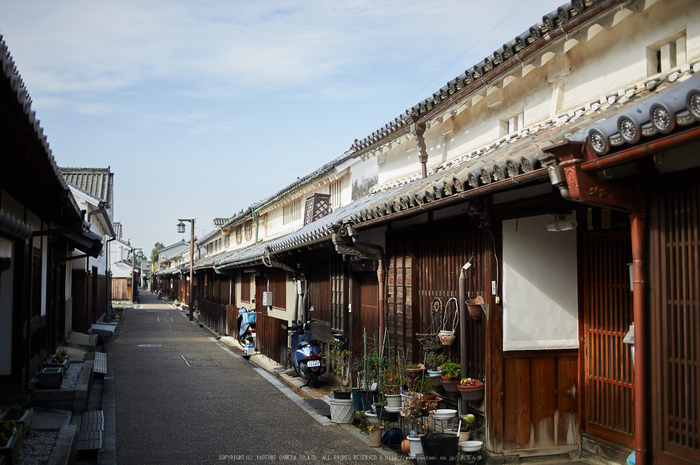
[130,247,142,303]
[177,219,195,321]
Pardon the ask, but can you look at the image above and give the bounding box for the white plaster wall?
[502,215,578,351]
[561,0,699,113]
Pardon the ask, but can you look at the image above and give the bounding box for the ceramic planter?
[37,367,63,389]
[439,331,456,345]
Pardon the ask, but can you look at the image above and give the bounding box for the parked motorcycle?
[236,307,256,356]
[289,320,325,387]
[157,288,163,300]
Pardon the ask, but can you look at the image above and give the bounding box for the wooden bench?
[93,352,107,375]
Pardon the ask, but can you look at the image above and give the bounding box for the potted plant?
[455,413,476,442]
[0,405,33,438]
[368,421,386,447]
[45,349,70,375]
[440,359,461,392]
[37,367,63,389]
[324,340,353,399]
[425,352,446,376]
[457,377,484,402]
[0,420,21,464]
[401,394,437,457]
[380,366,402,408]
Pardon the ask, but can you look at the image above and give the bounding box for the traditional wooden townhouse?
[152,239,189,300]
[64,178,116,332]
[110,235,135,301]
[211,154,356,366]
[198,0,698,463]
[287,1,696,464]
[1,35,102,394]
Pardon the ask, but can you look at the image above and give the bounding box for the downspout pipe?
[329,223,386,354]
[415,123,429,179]
[458,267,468,412]
[546,143,649,465]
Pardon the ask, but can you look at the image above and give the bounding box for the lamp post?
[130,247,142,303]
[177,219,195,321]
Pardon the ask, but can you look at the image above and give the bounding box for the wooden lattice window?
[304,193,331,226]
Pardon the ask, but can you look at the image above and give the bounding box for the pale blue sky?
[1,0,564,254]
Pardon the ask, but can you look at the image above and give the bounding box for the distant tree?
[151,242,165,264]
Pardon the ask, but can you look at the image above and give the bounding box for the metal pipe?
[458,267,468,413]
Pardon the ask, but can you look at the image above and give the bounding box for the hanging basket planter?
[466,296,485,320]
[439,330,456,345]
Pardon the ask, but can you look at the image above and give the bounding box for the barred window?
[283,200,302,225]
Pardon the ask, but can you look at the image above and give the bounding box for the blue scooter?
[289,320,325,387]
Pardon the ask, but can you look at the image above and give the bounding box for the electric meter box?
[262,291,273,307]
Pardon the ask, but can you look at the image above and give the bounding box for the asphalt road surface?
[109,292,402,465]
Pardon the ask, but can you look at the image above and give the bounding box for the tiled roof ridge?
[350,0,631,158]
[1,35,72,195]
[368,64,699,194]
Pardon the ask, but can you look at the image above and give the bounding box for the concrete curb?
[46,424,77,465]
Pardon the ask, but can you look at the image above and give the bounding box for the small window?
[330,179,343,209]
[499,111,524,138]
[244,220,253,241]
[236,226,243,244]
[283,200,302,225]
[648,32,686,75]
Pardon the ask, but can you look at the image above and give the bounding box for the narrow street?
[109,291,398,465]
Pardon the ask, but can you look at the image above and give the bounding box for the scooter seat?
[297,340,319,350]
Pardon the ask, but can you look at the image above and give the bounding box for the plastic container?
[244,344,255,356]
[421,433,459,464]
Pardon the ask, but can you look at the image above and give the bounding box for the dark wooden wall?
[256,312,288,366]
[502,351,579,451]
[650,172,700,465]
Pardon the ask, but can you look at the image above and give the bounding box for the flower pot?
[364,410,379,426]
[351,389,364,411]
[441,376,460,392]
[466,296,485,320]
[459,431,470,442]
[407,435,424,457]
[45,357,70,375]
[0,424,22,464]
[333,390,352,400]
[369,428,383,447]
[37,367,63,389]
[439,331,456,345]
[457,380,484,401]
[385,394,402,409]
[329,398,354,424]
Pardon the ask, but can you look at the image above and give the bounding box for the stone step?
[75,410,103,451]
[94,352,107,375]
